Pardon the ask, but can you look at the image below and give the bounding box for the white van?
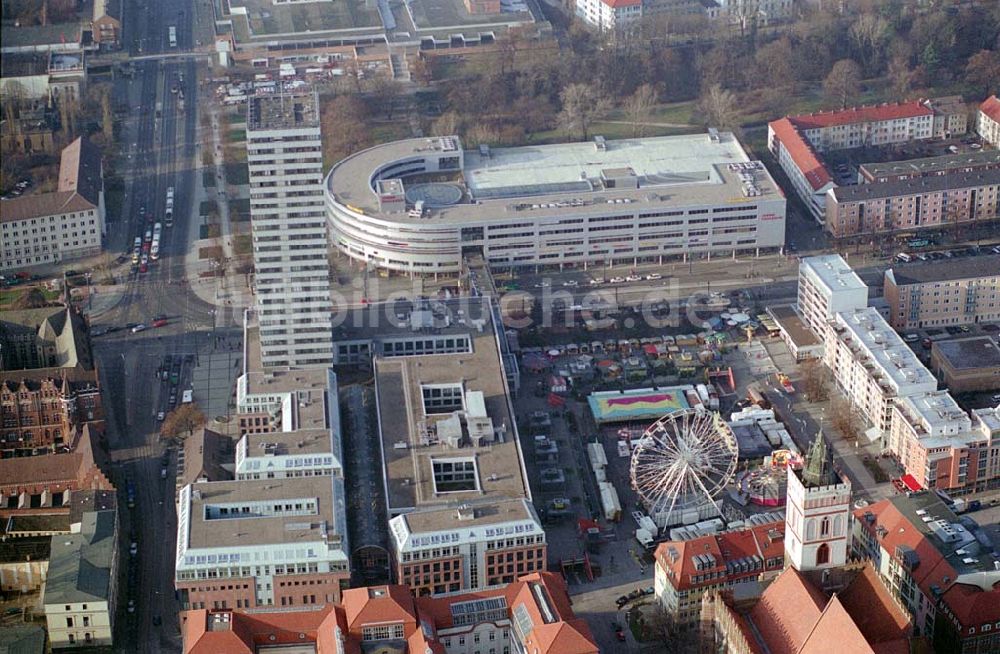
[896,252,912,263]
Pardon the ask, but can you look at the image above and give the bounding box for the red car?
[152,318,168,328]
[139,263,148,273]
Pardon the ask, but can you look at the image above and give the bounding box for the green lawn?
[227,129,246,144]
[199,200,218,216]
[229,198,251,222]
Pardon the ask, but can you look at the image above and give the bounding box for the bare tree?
[320,94,372,166]
[160,403,206,442]
[698,84,740,130]
[430,111,461,137]
[623,84,657,137]
[887,54,913,99]
[801,360,829,402]
[754,38,796,90]
[830,399,862,442]
[366,77,401,120]
[823,59,862,110]
[558,83,610,141]
[849,13,889,75]
[964,50,1000,97]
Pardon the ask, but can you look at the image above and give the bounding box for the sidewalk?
[182,106,252,329]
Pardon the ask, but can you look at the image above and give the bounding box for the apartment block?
[825,169,1000,239]
[883,255,1000,330]
[575,0,642,31]
[796,254,868,347]
[826,307,937,436]
[853,493,1000,651]
[181,572,598,654]
[653,516,785,626]
[888,391,1000,493]
[247,92,332,368]
[858,150,1000,184]
[1,138,105,270]
[977,95,1000,147]
[769,99,968,224]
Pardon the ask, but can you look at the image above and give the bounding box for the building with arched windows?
[784,433,852,571]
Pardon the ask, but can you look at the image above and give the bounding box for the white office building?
[247,92,332,368]
[325,133,786,275]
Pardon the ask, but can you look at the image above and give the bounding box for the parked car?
[157,411,165,422]
[645,273,662,280]
[903,333,920,343]
[131,323,147,333]
[130,541,138,556]
[152,318,168,328]
[609,276,626,284]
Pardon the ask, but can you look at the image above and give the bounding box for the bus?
[168,26,177,48]
[907,238,931,249]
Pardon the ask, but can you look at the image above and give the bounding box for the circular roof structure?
[630,409,739,528]
[405,183,463,207]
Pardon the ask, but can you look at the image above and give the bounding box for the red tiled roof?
[655,520,784,592]
[799,595,882,654]
[788,101,933,130]
[601,0,641,7]
[837,564,912,647]
[854,501,957,606]
[980,95,1000,124]
[341,585,416,631]
[768,118,833,192]
[183,607,334,654]
[749,567,827,654]
[940,578,1000,632]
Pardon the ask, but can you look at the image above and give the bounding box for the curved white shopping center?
[325,132,787,274]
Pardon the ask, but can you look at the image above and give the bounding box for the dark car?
[152,615,162,626]
[126,322,139,329]
[615,628,626,642]
[982,324,999,333]
[106,325,122,333]
[945,325,962,335]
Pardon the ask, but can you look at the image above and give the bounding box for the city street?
[88,0,217,650]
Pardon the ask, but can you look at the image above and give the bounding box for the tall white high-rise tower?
[246,91,332,368]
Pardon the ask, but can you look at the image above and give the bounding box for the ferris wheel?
[629,409,739,528]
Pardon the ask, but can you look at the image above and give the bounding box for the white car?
[625,275,642,282]
[130,541,138,556]
[903,334,920,343]
[609,277,626,284]
[131,324,147,333]
[128,600,135,614]
[562,280,578,287]
[645,273,662,281]
[589,278,604,286]
[157,411,165,421]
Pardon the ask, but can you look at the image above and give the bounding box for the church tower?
[784,432,852,571]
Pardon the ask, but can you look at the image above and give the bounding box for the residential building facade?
[826,307,937,437]
[653,516,785,626]
[977,95,1000,148]
[887,391,1000,493]
[853,493,1000,650]
[247,92,332,368]
[796,254,868,348]
[825,169,1000,239]
[575,0,642,31]
[883,256,1000,330]
[43,509,119,649]
[858,150,1000,184]
[0,138,105,270]
[769,98,968,224]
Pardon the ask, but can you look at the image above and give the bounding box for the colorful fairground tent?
[587,387,691,424]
